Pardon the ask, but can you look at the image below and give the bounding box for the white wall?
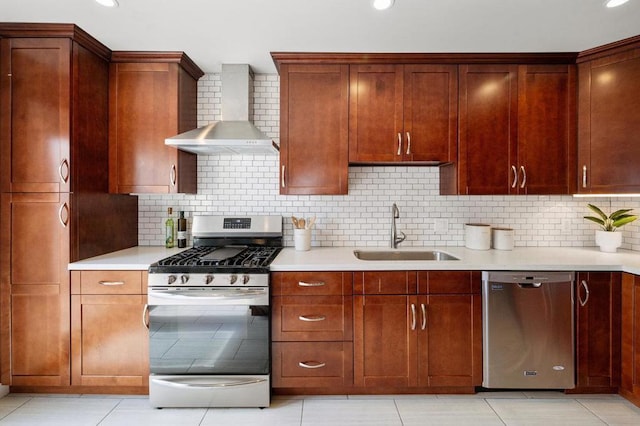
[137,73,640,251]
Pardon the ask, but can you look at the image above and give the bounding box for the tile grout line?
[95,397,125,426]
[574,398,611,426]
[482,397,508,426]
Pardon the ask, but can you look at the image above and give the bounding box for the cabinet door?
[0,38,71,193]
[1,192,71,385]
[518,65,575,195]
[621,273,640,403]
[417,294,482,387]
[458,64,518,195]
[109,62,197,194]
[279,64,349,195]
[575,272,621,392]
[71,294,148,387]
[353,295,417,387]
[578,47,640,193]
[403,65,458,163]
[349,64,404,163]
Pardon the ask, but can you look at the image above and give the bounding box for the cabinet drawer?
[77,271,143,295]
[354,271,417,295]
[417,271,481,294]
[272,272,351,296]
[272,341,353,388]
[272,296,353,341]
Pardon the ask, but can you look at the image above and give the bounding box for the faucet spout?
[391,203,406,249]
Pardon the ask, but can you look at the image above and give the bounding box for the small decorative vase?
[595,230,622,253]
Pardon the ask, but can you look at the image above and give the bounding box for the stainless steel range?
[146,215,282,408]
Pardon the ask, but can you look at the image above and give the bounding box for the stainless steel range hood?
[165,64,278,155]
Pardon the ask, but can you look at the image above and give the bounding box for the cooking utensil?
[291,216,299,228]
[298,218,306,229]
[306,216,316,229]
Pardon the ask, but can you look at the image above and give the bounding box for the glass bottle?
[177,211,187,248]
[165,207,174,248]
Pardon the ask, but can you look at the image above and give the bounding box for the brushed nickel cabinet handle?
[579,280,590,307]
[519,166,526,189]
[298,281,325,287]
[410,303,416,330]
[511,165,518,188]
[298,315,326,322]
[397,133,402,156]
[58,158,69,183]
[298,361,326,369]
[406,132,411,155]
[58,202,69,227]
[99,281,125,286]
[421,303,427,330]
[170,164,177,186]
[281,165,286,188]
[582,165,587,188]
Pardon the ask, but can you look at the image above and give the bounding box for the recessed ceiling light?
[95,0,119,7]
[373,0,395,11]
[605,0,629,7]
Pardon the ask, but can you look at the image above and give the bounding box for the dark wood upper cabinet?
[517,65,576,195]
[577,36,640,194]
[443,63,575,195]
[0,29,112,194]
[109,52,203,194]
[348,64,457,164]
[278,64,349,195]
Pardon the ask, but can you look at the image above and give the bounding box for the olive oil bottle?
[165,207,175,248]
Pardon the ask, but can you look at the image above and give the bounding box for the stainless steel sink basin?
[353,250,460,261]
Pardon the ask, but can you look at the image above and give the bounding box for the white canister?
[464,223,491,250]
[294,228,311,251]
[492,227,514,250]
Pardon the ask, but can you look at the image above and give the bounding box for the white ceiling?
[4,0,640,74]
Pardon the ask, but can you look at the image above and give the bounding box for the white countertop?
[68,246,188,270]
[68,245,640,275]
[270,246,640,275]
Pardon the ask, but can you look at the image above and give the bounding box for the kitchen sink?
[353,250,460,261]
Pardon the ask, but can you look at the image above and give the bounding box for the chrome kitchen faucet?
[391,203,406,249]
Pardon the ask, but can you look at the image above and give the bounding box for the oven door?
[147,286,270,376]
[146,286,271,408]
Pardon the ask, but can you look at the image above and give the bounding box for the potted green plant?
[584,204,637,252]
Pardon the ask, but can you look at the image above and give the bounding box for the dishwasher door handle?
[518,282,543,288]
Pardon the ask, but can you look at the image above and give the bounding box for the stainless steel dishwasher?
[482,271,575,389]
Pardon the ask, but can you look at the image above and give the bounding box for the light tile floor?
[1,391,640,425]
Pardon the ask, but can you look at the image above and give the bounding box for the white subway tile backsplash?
[137,71,640,251]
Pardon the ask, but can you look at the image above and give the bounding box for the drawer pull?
[298,281,325,287]
[298,361,326,369]
[298,315,326,322]
[99,281,126,286]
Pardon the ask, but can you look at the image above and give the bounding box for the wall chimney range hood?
[165,64,278,155]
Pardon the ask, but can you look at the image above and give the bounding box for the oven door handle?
[149,289,266,300]
[151,377,267,389]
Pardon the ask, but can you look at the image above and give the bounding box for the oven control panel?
[148,273,269,288]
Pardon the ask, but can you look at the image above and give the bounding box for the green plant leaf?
[610,209,635,220]
[612,215,638,229]
[584,215,605,227]
[587,204,608,221]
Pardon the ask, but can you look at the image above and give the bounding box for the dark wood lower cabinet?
[572,272,621,393]
[621,273,640,406]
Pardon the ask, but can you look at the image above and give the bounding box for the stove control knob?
[167,275,177,285]
[242,275,250,285]
[204,275,214,285]
[229,274,238,285]
[180,275,189,284]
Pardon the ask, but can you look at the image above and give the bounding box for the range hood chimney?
[165,64,278,155]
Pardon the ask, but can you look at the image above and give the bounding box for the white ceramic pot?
[492,227,514,250]
[595,230,622,253]
[464,223,491,250]
[294,228,311,251]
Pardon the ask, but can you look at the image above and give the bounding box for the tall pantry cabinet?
[0,24,138,388]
